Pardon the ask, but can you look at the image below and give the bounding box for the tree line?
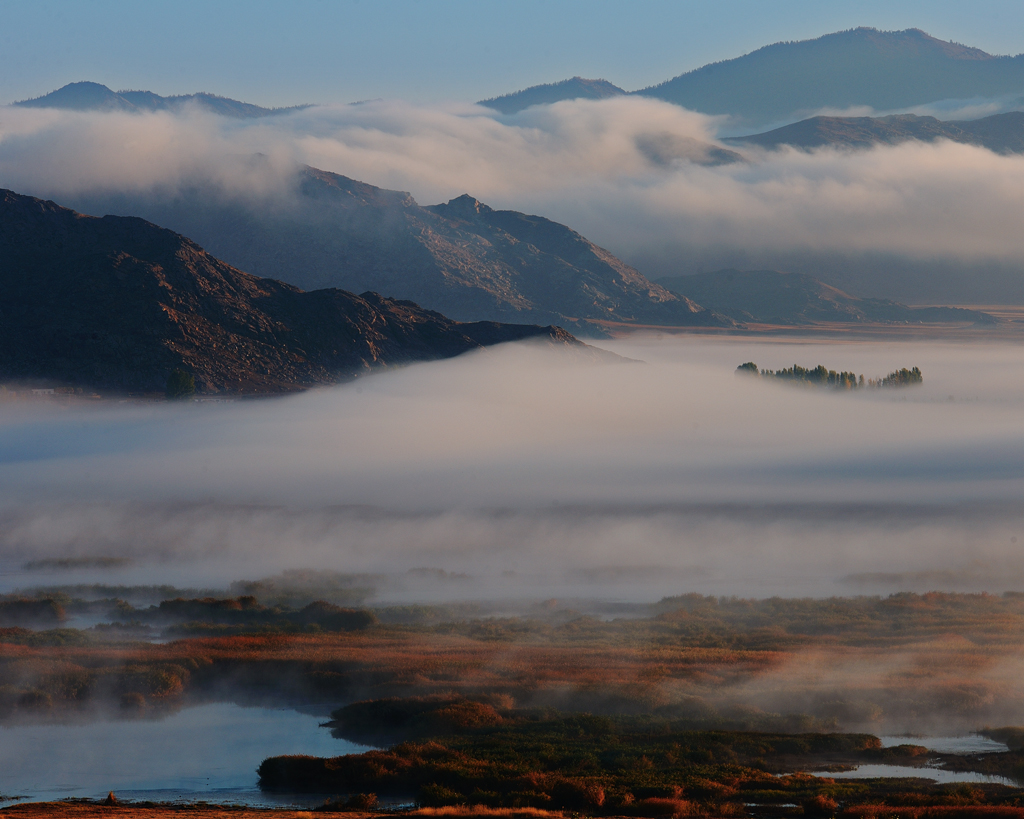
[737,362,922,388]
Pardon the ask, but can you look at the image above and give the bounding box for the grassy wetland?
[7,583,1024,815]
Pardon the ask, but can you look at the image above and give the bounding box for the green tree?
[165,369,196,400]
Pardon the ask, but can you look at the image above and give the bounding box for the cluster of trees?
[877,366,923,387]
[737,362,923,388]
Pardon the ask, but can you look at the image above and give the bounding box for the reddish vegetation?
[10,591,1024,730]
[0,805,367,817]
[0,805,571,818]
[10,804,1024,819]
[841,809,1024,819]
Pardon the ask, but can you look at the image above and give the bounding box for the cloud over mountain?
[3,95,1024,302]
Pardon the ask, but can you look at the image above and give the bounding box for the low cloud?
[0,337,1021,600]
[2,97,1024,286]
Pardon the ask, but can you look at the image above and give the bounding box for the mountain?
[0,189,590,394]
[13,82,308,118]
[479,77,625,114]
[637,28,1024,127]
[68,166,729,331]
[482,29,1024,129]
[657,269,997,325]
[726,111,1024,153]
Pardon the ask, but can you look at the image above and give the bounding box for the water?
[0,702,371,807]
[807,765,1017,786]
[803,735,1016,786]
[1,707,1018,806]
[879,735,1009,754]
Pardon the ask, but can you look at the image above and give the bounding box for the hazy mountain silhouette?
[483,29,1024,128]
[636,28,1024,127]
[479,77,625,114]
[657,269,996,326]
[14,82,309,118]
[0,189,588,394]
[69,166,729,331]
[727,111,1024,153]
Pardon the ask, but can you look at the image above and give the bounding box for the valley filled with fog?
[8,14,1024,814]
[2,334,1020,602]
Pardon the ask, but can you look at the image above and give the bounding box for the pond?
[879,735,1009,754]
[806,764,1018,787]
[803,735,1017,787]
[0,701,371,807]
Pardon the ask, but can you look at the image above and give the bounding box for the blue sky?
[2,0,1024,107]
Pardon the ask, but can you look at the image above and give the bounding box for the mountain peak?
[16,81,135,112]
[433,194,494,221]
[635,26,1021,127]
[0,188,590,394]
[12,82,309,119]
[479,77,625,115]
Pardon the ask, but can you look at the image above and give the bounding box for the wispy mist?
[1,337,1021,600]
[4,99,1024,289]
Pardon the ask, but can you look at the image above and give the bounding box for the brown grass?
[8,592,1024,730]
[410,808,565,818]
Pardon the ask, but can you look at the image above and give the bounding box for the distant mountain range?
[69,166,730,331]
[0,189,588,394]
[14,81,308,118]
[26,28,1024,131]
[480,77,625,115]
[480,28,1024,128]
[657,269,996,326]
[726,111,1024,153]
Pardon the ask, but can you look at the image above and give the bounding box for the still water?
[0,702,370,807]
[879,735,1009,754]
[809,765,1018,786]
[808,735,1017,787]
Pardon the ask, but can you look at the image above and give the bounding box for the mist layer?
[1,336,1021,600]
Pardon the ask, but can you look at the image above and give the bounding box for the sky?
[3,0,1024,108]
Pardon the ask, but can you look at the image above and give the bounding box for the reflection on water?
[809,765,1017,786]
[879,735,1010,754]
[0,702,370,807]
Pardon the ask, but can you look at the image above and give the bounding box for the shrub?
[166,368,196,399]
[636,797,691,816]
[421,783,467,807]
[805,795,839,817]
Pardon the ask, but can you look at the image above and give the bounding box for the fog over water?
[2,335,1021,601]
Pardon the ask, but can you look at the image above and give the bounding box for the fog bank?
[1,336,1021,600]
[3,99,1024,301]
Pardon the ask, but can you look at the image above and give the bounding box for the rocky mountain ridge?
[0,189,588,394]
[68,166,730,331]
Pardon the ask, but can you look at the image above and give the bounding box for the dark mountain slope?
[70,166,728,330]
[727,111,1024,153]
[479,77,625,114]
[0,190,586,394]
[637,28,1024,127]
[657,269,996,325]
[14,82,308,118]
